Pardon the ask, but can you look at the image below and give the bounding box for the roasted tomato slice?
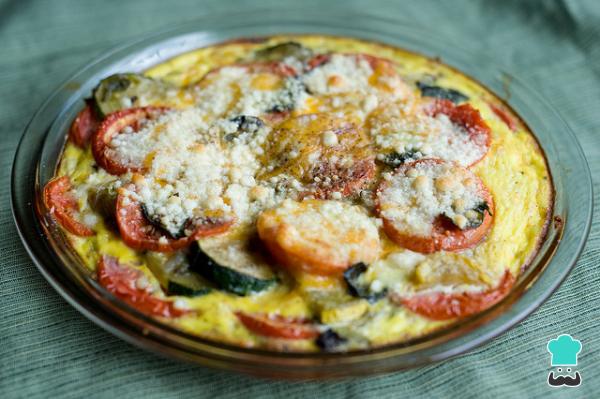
[69,101,100,148]
[426,99,491,166]
[92,106,169,175]
[257,199,380,276]
[115,187,232,252]
[489,102,518,131]
[376,159,494,254]
[43,176,94,236]
[97,255,187,318]
[398,270,515,320]
[235,312,319,339]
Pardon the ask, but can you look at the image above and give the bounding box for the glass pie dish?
[11,10,592,378]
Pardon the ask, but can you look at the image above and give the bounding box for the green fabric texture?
[1,0,598,397]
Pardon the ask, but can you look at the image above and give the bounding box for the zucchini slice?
[167,279,212,297]
[88,181,118,223]
[416,82,469,104]
[146,252,213,297]
[253,41,314,63]
[189,233,277,296]
[92,73,174,117]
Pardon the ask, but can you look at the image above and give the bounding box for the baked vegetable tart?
[42,35,553,352]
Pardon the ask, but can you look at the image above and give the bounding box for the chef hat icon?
[547,334,582,366]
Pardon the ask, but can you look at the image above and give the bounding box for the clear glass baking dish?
[11,10,593,379]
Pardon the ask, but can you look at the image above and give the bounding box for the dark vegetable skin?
[417,82,469,104]
[167,281,212,297]
[379,149,421,168]
[343,262,387,303]
[464,201,493,229]
[224,115,265,142]
[140,204,185,239]
[92,106,170,175]
[253,42,314,66]
[116,187,233,252]
[145,252,214,297]
[43,176,94,237]
[235,312,319,339]
[69,101,100,147]
[88,183,118,226]
[397,270,515,320]
[97,255,188,318]
[94,74,133,116]
[92,73,172,117]
[316,329,347,351]
[188,242,276,296]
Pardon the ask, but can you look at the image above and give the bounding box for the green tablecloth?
[1,0,598,397]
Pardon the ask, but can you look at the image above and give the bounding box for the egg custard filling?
[43,36,553,352]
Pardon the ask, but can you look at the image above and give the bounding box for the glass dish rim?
[11,9,593,378]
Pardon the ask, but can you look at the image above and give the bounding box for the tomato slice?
[427,99,491,166]
[377,159,494,254]
[115,187,232,252]
[381,199,495,254]
[92,106,169,175]
[97,255,187,318]
[399,270,515,320]
[43,176,94,236]
[489,102,518,131]
[69,102,100,148]
[257,199,380,276]
[235,312,319,339]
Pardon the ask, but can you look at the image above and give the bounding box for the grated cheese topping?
[368,100,487,167]
[377,160,487,236]
[300,54,412,118]
[108,107,278,236]
[192,65,308,119]
[86,48,491,265]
